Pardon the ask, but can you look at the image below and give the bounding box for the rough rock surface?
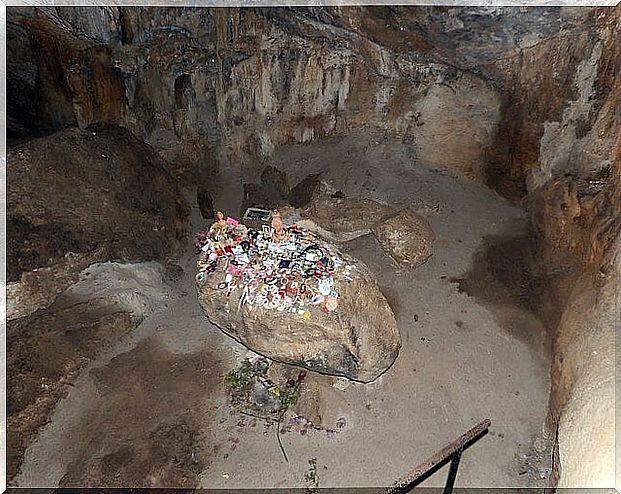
[303,195,395,235]
[7,6,505,182]
[196,247,400,383]
[7,261,174,482]
[7,248,107,321]
[515,9,621,487]
[300,194,435,268]
[371,209,435,268]
[7,124,189,282]
[485,8,618,200]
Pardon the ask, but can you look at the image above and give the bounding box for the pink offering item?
[226,217,240,226]
[226,263,241,276]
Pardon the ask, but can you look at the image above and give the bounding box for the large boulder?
[299,195,435,268]
[371,209,435,268]
[7,124,190,282]
[195,228,400,382]
[240,165,291,215]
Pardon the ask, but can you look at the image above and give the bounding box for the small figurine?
[211,210,226,228]
[210,210,228,242]
[271,210,288,242]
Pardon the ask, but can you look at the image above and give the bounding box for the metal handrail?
[382,419,491,494]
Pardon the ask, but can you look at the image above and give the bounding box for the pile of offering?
[195,210,357,318]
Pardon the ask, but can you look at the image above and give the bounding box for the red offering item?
[224,245,233,254]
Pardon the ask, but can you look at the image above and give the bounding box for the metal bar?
[443,448,462,494]
[381,419,491,494]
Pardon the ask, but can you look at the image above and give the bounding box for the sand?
[12,136,552,489]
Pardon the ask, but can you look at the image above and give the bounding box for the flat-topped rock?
[303,195,396,234]
[195,222,400,382]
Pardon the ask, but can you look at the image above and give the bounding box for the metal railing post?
[443,447,463,494]
[381,419,490,494]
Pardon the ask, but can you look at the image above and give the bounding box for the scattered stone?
[291,173,322,208]
[371,208,435,268]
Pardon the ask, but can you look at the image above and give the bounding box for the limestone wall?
[8,7,500,183]
[6,5,620,487]
[503,7,621,487]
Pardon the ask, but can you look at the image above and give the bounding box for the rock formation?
[195,224,400,383]
[7,6,505,182]
[6,4,620,488]
[494,9,620,487]
[303,195,396,235]
[371,209,435,268]
[7,124,189,284]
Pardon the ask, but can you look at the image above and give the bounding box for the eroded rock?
[371,209,435,268]
[7,124,190,282]
[303,195,395,234]
[196,236,400,383]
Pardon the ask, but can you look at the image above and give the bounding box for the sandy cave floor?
[13,136,553,489]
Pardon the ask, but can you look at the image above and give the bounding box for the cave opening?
[174,73,195,110]
[5,4,619,491]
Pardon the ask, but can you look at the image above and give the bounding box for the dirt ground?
[10,136,553,489]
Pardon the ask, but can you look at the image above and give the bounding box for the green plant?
[224,359,253,390]
[224,361,309,463]
[594,165,612,181]
[279,387,301,409]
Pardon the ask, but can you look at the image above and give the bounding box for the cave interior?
[6,5,620,490]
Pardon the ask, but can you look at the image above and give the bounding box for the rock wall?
[493,6,620,487]
[7,5,619,487]
[8,6,500,184]
[485,7,616,200]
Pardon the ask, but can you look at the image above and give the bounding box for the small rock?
[371,209,435,268]
[332,377,351,391]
